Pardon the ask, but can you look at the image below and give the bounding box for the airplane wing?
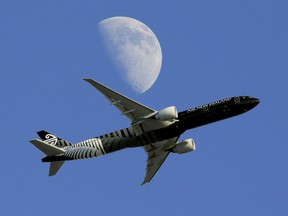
[84,79,156,123]
[141,137,179,185]
[142,147,170,185]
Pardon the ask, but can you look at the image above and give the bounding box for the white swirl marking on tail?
[44,134,58,146]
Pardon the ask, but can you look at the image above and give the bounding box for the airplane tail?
[30,130,72,176]
[37,130,73,148]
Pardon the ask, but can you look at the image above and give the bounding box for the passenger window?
[203,105,209,113]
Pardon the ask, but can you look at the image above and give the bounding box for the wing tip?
[83,78,93,83]
[141,180,149,186]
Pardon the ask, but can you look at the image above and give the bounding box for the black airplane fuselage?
[129,96,259,147]
[178,96,259,131]
[42,96,259,162]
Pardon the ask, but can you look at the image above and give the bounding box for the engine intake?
[172,139,196,154]
[155,106,178,121]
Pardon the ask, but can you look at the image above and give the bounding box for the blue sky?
[1,0,287,215]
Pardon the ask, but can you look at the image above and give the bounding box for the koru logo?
[44,134,58,146]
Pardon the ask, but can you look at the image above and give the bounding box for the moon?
[98,16,162,93]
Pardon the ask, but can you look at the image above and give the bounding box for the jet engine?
[155,106,178,121]
[172,139,196,154]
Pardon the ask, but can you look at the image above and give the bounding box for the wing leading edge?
[84,78,156,123]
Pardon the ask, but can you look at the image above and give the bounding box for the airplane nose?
[246,96,260,104]
[249,97,260,109]
[253,97,260,105]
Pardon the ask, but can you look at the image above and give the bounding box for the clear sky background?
[1,0,287,215]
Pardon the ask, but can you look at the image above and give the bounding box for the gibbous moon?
[98,16,162,93]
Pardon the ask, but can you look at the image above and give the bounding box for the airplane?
[30,79,260,185]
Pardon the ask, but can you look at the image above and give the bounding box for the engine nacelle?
[155,106,178,121]
[172,139,196,154]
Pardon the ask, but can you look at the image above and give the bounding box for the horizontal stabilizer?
[30,139,65,156]
[49,161,65,176]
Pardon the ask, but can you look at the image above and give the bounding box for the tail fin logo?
[44,134,58,146]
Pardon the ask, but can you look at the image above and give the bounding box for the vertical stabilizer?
[37,130,72,147]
